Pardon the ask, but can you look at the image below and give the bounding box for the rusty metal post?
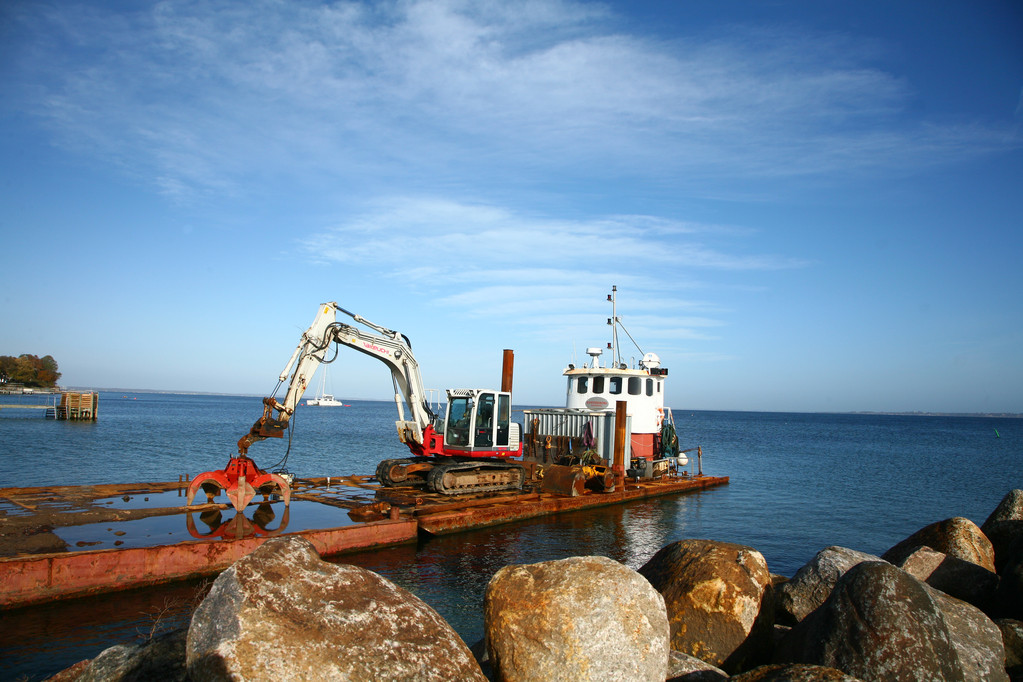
[501,349,514,393]
[613,400,627,491]
[697,446,703,476]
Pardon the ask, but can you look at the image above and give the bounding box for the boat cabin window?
[609,377,622,395]
[576,377,588,394]
[646,378,653,396]
[628,377,642,395]
[593,376,604,394]
[497,394,511,446]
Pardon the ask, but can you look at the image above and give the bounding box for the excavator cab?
[443,389,512,452]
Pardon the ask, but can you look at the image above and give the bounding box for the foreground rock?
[639,539,773,674]
[58,629,187,682]
[485,555,668,682]
[776,560,1007,681]
[881,516,996,572]
[775,547,883,626]
[186,536,485,681]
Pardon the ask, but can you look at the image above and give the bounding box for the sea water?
[1,394,1019,679]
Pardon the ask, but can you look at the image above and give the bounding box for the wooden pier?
[0,391,97,420]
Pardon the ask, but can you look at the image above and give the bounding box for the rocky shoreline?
[45,489,1023,681]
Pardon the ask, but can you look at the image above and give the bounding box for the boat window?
[657,381,661,393]
[577,377,588,394]
[593,376,604,394]
[628,377,641,395]
[609,377,622,395]
[646,378,653,396]
[497,394,510,446]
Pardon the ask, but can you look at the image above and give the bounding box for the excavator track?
[425,460,526,496]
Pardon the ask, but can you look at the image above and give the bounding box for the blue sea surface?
[1,393,1020,679]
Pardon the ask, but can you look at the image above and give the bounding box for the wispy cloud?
[6,0,1014,202]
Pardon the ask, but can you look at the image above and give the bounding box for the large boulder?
[881,517,996,572]
[776,561,968,681]
[638,539,773,674]
[71,628,188,682]
[484,555,669,682]
[775,547,883,626]
[731,663,863,681]
[186,536,485,681]
[894,544,999,613]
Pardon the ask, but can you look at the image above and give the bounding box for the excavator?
[186,303,526,512]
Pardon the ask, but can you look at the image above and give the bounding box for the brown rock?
[776,561,968,681]
[639,539,773,673]
[187,536,484,681]
[485,555,669,682]
[895,544,999,612]
[881,517,995,572]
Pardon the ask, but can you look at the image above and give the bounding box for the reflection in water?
[185,504,290,540]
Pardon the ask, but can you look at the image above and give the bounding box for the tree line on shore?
[0,354,61,388]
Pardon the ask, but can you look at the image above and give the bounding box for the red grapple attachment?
[186,455,291,512]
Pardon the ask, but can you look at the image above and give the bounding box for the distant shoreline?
[57,387,1023,418]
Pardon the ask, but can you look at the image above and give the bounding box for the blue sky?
[1,0,1020,413]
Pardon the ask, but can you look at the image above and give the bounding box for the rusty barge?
[0,466,727,610]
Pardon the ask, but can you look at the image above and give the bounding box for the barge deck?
[0,472,727,609]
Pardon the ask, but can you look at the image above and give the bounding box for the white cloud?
[6,0,1014,201]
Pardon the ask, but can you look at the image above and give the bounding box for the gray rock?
[895,544,999,612]
[775,547,883,626]
[665,650,727,681]
[776,561,968,681]
[985,490,1023,528]
[984,491,1023,573]
[730,663,863,681]
[882,517,996,572]
[639,539,773,674]
[186,536,485,681]
[484,555,669,682]
[75,628,187,682]
[923,582,1008,682]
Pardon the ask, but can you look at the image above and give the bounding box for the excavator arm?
[237,302,437,455]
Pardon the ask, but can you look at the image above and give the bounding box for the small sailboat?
[306,367,345,407]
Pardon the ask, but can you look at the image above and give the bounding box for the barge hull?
[0,518,417,609]
[416,475,728,535]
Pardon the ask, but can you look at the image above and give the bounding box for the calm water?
[1,393,1020,679]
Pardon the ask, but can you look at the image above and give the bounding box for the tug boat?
[524,286,685,483]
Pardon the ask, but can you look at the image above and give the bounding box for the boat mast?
[608,286,620,368]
